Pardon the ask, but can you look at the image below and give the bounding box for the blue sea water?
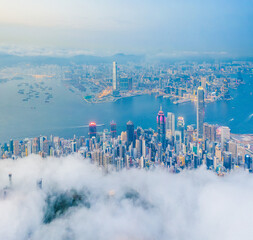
[0,74,252,143]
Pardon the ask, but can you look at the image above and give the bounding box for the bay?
[0,74,252,143]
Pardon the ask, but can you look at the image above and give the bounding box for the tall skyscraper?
[126,121,134,146]
[157,107,166,149]
[177,116,185,143]
[221,126,230,149]
[110,121,117,138]
[89,122,97,138]
[197,86,205,139]
[113,61,117,91]
[166,112,175,138]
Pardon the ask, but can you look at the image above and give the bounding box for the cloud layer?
[0,154,253,240]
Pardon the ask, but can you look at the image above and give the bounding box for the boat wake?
[247,113,253,121]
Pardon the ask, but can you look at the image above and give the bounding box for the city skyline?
[1,1,253,239]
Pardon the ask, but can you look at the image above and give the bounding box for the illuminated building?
[157,107,166,149]
[110,121,117,138]
[113,61,117,90]
[166,112,175,138]
[89,122,97,138]
[245,154,252,169]
[126,121,134,146]
[221,126,230,150]
[197,86,205,139]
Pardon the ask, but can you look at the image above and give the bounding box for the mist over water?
[0,154,253,240]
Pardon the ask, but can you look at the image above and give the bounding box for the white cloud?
[0,154,253,240]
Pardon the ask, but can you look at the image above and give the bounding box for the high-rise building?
[9,139,14,154]
[89,122,97,138]
[201,77,206,90]
[13,140,19,156]
[221,126,230,149]
[197,86,205,139]
[110,121,117,138]
[245,154,252,169]
[119,77,132,91]
[126,121,134,146]
[223,151,232,170]
[203,123,217,142]
[157,107,166,149]
[166,112,175,138]
[113,61,117,91]
[177,116,185,143]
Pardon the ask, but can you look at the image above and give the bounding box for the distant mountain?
[0,52,145,66]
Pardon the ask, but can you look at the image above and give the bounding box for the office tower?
[43,139,49,155]
[13,140,19,156]
[157,107,166,149]
[121,131,127,142]
[203,123,217,142]
[9,139,14,154]
[126,121,134,146]
[136,139,141,158]
[128,78,133,90]
[26,140,32,156]
[228,141,237,158]
[221,126,230,149]
[32,142,38,154]
[166,112,175,138]
[223,151,232,170]
[177,116,185,143]
[110,121,117,138]
[245,154,252,169]
[197,86,205,139]
[142,139,146,157]
[119,78,132,91]
[89,122,97,138]
[71,141,77,152]
[201,77,206,90]
[113,61,117,91]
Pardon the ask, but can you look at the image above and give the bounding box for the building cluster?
[1,104,253,175]
[1,60,252,104]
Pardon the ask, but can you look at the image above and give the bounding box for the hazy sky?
[0,0,253,56]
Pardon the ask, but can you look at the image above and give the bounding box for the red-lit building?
[89,122,97,138]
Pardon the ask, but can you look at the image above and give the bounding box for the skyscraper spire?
[157,107,166,149]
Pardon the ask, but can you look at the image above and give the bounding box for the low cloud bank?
[0,154,253,240]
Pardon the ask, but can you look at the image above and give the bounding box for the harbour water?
[0,74,252,143]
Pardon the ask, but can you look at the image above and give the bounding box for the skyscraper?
[89,122,97,138]
[203,123,217,142]
[110,121,117,138]
[221,126,230,149]
[157,107,166,149]
[223,151,232,170]
[177,116,185,143]
[113,61,117,91]
[197,86,205,139]
[166,112,175,138]
[126,121,134,146]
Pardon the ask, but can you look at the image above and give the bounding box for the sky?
[0,0,253,56]
[1,154,253,239]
